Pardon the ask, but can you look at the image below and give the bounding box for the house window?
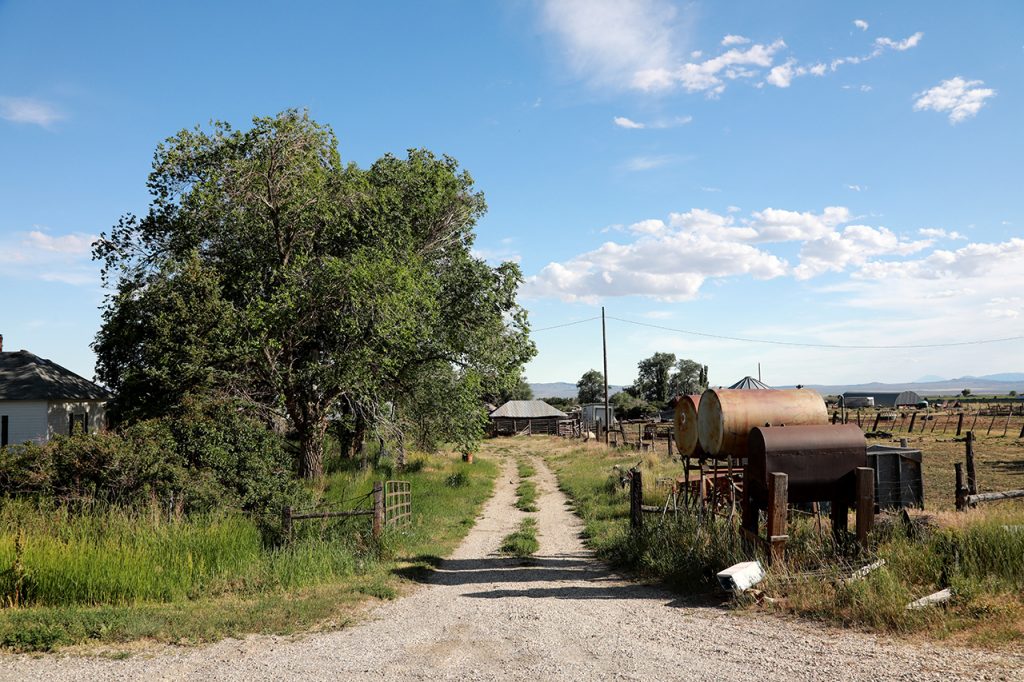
[68,413,87,435]
[1,416,7,447]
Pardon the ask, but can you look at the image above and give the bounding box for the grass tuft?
[500,518,539,557]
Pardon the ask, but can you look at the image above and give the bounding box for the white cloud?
[794,225,932,279]
[541,4,920,97]
[524,231,788,302]
[918,228,967,240]
[914,77,996,124]
[636,39,786,95]
[613,114,692,129]
[23,230,94,255]
[875,32,923,51]
[540,0,682,88]
[613,116,645,129]
[846,184,865,192]
[623,155,676,171]
[524,203,1024,311]
[0,229,98,286]
[853,19,869,31]
[721,35,750,46]
[0,96,64,128]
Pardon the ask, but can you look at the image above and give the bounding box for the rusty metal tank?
[673,394,703,457]
[697,388,828,459]
[746,424,867,503]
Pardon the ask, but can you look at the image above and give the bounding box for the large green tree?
[94,111,534,478]
[630,352,677,404]
[576,369,605,404]
[668,359,709,397]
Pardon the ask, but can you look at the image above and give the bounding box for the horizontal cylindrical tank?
[747,424,867,503]
[673,394,702,457]
[698,388,828,459]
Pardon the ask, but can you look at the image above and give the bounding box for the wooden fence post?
[629,468,643,532]
[282,506,293,544]
[956,412,964,436]
[767,472,788,565]
[855,467,874,548]
[1019,422,1024,439]
[872,412,881,432]
[907,412,917,434]
[373,481,384,539]
[965,431,978,495]
[954,462,965,511]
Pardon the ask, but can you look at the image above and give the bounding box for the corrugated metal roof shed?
[490,400,568,419]
[728,376,774,390]
[0,351,111,401]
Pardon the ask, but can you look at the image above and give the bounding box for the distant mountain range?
[531,373,1024,400]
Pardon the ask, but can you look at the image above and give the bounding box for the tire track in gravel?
[1,452,1021,681]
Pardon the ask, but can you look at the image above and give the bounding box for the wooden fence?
[281,480,412,542]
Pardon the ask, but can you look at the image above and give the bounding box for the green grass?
[0,452,499,651]
[499,518,540,557]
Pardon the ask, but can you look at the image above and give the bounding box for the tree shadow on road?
[392,551,729,609]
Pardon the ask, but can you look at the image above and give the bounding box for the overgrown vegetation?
[499,518,539,558]
[0,454,498,651]
[511,436,1024,646]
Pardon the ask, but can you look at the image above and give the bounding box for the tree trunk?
[297,420,327,479]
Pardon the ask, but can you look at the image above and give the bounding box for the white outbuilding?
[0,336,110,447]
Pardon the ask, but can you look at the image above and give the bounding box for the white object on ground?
[717,561,765,594]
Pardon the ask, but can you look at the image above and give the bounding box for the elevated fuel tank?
[698,388,828,459]
[746,424,867,503]
[673,394,702,458]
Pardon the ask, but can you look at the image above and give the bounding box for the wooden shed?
[490,400,568,436]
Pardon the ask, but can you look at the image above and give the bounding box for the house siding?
[46,400,107,439]
[0,400,49,445]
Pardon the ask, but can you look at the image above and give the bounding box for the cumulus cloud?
[0,229,98,285]
[524,203,1016,304]
[768,32,922,89]
[853,19,869,31]
[918,228,967,240]
[794,225,932,279]
[0,96,64,128]
[914,77,996,124]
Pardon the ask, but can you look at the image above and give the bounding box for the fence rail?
[282,479,413,542]
[385,480,412,528]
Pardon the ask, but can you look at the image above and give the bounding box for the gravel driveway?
[2,455,1021,681]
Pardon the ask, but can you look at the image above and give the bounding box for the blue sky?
[1,1,1021,388]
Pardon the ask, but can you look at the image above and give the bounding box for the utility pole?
[758,362,761,383]
[602,306,610,445]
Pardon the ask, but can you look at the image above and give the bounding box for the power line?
[605,315,1024,350]
[531,316,601,332]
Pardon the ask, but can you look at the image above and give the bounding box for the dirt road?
[2,455,1020,681]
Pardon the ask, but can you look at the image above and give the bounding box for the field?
[0,453,499,652]
[499,430,1024,648]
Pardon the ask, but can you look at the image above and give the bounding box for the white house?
[0,336,110,447]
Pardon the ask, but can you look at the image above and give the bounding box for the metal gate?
[385,480,412,528]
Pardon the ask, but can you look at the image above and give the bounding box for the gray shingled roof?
[0,351,111,401]
[490,400,567,419]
